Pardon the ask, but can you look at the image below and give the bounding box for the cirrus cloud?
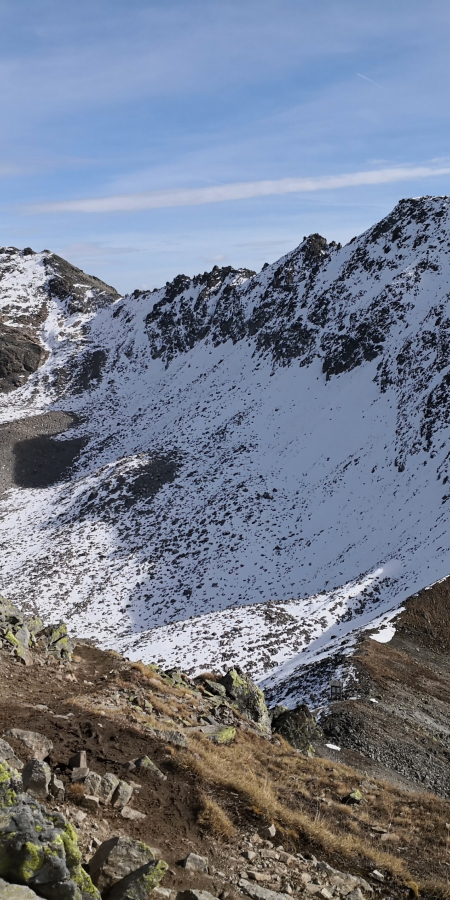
[30,164,450,214]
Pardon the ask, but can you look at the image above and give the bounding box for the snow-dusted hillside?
[1,196,450,705]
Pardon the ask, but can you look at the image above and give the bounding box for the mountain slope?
[1,197,450,704]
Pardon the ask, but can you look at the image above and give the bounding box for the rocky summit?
[2,197,450,897]
[2,198,450,706]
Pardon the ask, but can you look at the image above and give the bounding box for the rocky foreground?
[1,596,449,900]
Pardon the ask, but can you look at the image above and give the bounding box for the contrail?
[357,72,382,88]
[30,164,450,214]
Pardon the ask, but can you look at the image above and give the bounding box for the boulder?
[97,773,119,804]
[45,623,74,661]
[120,807,146,821]
[3,730,52,762]
[50,773,65,802]
[0,761,100,900]
[220,669,270,734]
[180,853,208,873]
[71,768,89,783]
[0,880,40,899]
[0,739,24,771]
[270,705,322,753]
[81,794,100,812]
[146,729,187,748]
[111,781,133,809]
[202,680,226,698]
[342,789,363,805]
[177,893,219,900]
[21,760,51,799]
[208,726,236,745]
[83,772,102,797]
[88,836,157,893]
[128,757,166,781]
[107,860,168,900]
[239,880,292,900]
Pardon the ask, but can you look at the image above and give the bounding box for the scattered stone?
[181,853,209,873]
[84,771,102,796]
[3,729,52,761]
[0,738,23,770]
[121,806,146,820]
[129,756,167,780]
[89,836,158,893]
[346,891,364,900]
[98,772,120,803]
[261,825,276,839]
[21,759,51,798]
[319,890,333,900]
[107,859,169,900]
[149,729,188,748]
[68,750,87,770]
[342,790,363,805]
[242,851,256,861]
[371,871,384,882]
[239,878,292,900]
[177,892,219,900]
[111,780,133,809]
[50,772,65,802]
[0,880,40,899]
[208,726,236,745]
[82,793,100,811]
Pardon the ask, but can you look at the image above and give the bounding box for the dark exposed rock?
[0,325,48,393]
[271,704,323,752]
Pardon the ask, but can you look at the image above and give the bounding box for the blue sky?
[1,0,450,293]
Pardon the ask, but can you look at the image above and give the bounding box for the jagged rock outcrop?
[0,598,73,665]
[220,669,271,735]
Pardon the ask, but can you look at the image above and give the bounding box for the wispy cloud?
[356,72,382,88]
[31,164,450,214]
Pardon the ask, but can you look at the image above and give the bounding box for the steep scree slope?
[1,198,450,703]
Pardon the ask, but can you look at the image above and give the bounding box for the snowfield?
[1,196,450,704]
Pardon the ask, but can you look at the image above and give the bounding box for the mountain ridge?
[1,195,450,705]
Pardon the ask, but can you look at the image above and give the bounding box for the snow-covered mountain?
[1,195,450,705]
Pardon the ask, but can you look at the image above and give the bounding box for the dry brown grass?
[196,791,236,838]
[171,728,450,895]
[66,782,85,800]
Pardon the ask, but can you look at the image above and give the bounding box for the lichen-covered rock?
[107,860,168,900]
[0,762,100,900]
[270,704,322,753]
[220,669,270,734]
[88,837,157,893]
[208,726,236,745]
[44,624,74,661]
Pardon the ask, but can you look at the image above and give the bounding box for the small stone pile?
[0,597,73,667]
